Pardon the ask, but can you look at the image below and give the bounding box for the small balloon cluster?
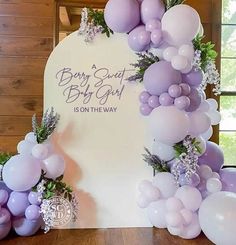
[0,108,77,240]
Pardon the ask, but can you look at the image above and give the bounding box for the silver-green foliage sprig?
[32,107,60,144]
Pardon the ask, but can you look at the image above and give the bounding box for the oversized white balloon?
[199,192,236,245]
[152,141,175,161]
[149,106,190,145]
[161,5,200,46]
[42,154,65,179]
[2,155,41,191]
[189,111,211,135]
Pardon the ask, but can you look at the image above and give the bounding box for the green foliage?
[142,148,170,173]
[128,52,159,83]
[193,35,218,71]
[32,108,60,144]
[88,8,113,37]
[0,152,12,166]
[164,0,185,10]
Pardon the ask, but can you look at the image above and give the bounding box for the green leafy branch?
[127,52,159,83]
[193,35,218,71]
[88,8,113,37]
[164,0,185,10]
[32,107,60,144]
[143,148,170,173]
[0,152,12,166]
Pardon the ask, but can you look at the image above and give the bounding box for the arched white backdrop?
[44,32,152,228]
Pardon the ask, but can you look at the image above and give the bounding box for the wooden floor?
[2,228,213,245]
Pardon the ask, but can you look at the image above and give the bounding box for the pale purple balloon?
[186,88,201,112]
[179,83,191,96]
[159,93,174,106]
[220,168,236,193]
[104,0,140,33]
[0,190,9,206]
[137,194,150,208]
[144,61,182,95]
[151,29,162,46]
[168,84,182,98]
[180,213,201,239]
[25,205,41,221]
[28,191,41,205]
[198,141,224,173]
[128,25,150,52]
[140,103,153,116]
[0,208,11,225]
[141,0,165,24]
[182,69,203,87]
[13,217,42,236]
[7,191,29,217]
[139,91,151,104]
[179,173,201,187]
[0,221,11,240]
[138,30,151,46]
[174,96,191,110]
[145,19,161,32]
[148,95,160,108]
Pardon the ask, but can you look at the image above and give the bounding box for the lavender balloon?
[128,25,150,52]
[104,0,140,33]
[178,173,201,187]
[186,88,201,112]
[179,83,191,96]
[220,168,236,193]
[0,190,8,206]
[138,30,151,46]
[144,61,182,96]
[25,205,41,220]
[168,84,182,98]
[0,221,11,240]
[146,19,161,32]
[159,93,174,106]
[174,96,190,110]
[182,69,203,87]
[28,191,42,205]
[148,95,160,108]
[140,103,152,116]
[150,29,162,46]
[0,208,11,225]
[198,141,224,173]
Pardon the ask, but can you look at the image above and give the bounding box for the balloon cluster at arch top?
[104,0,236,244]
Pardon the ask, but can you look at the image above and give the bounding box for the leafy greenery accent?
[32,108,60,144]
[193,35,218,71]
[164,0,185,10]
[174,137,202,157]
[0,152,12,166]
[127,52,159,83]
[143,148,170,173]
[88,8,113,37]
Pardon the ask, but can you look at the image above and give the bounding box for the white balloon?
[42,154,65,179]
[180,209,193,226]
[197,100,210,112]
[17,140,35,155]
[211,172,220,179]
[207,110,221,125]
[166,197,184,211]
[199,165,213,180]
[206,178,222,193]
[171,55,188,70]
[166,211,184,227]
[25,132,37,144]
[153,172,178,199]
[149,106,190,145]
[162,4,200,46]
[201,126,213,141]
[178,44,194,61]
[207,98,218,110]
[168,225,183,236]
[163,47,178,62]
[152,141,175,161]
[189,111,211,135]
[180,213,201,239]
[31,144,49,160]
[138,180,153,193]
[180,61,193,74]
[199,192,236,245]
[137,194,150,208]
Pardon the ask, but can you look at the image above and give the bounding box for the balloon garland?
[78,0,236,244]
[0,108,78,239]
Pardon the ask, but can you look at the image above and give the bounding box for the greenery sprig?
[127,52,159,83]
[193,35,218,71]
[88,8,113,37]
[0,152,12,166]
[32,108,60,144]
[143,148,170,173]
[164,0,185,10]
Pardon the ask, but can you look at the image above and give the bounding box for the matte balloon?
[25,205,41,220]
[128,25,150,52]
[28,191,41,205]
[179,83,191,96]
[137,194,150,208]
[166,197,184,212]
[167,225,183,236]
[138,30,151,46]
[163,47,178,62]
[139,91,151,103]
[207,110,221,125]
[197,100,210,112]
[180,213,201,239]
[174,96,190,110]
[145,19,161,32]
[143,185,161,202]
[171,55,188,71]
[161,5,200,46]
[189,111,211,135]
[199,164,213,180]
[175,186,202,212]
[178,173,200,187]
[17,140,35,155]
[199,192,236,245]
[206,178,222,193]
[153,172,178,198]
[159,93,174,106]
[182,69,203,87]
[207,98,218,110]
[149,106,190,145]
[144,61,182,96]
[147,200,167,228]
[148,95,160,108]
[198,141,224,173]
[181,62,193,74]
[166,211,183,227]
[13,217,41,236]
[220,168,236,193]
[168,84,182,98]
[0,190,8,205]
[31,144,49,160]
[178,44,194,61]
[211,172,220,179]
[25,132,37,144]
[0,208,11,225]
[138,180,153,193]
[141,0,165,24]
[140,103,152,116]
[7,191,29,216]
[3,155,41,192]
[104,0,140,33]
[150,29,162,46]
[186,88,201,112]
[180,209,193,226]
[42,154,65,179]
[201,126,213,141]
[152,141,175,161]
[0,221,11,240]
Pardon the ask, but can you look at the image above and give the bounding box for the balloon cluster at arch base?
[104,0,236,244]
[0,108,77,240]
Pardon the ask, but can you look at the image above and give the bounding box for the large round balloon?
[220,168,236,193]
[141,0,165,24]
[199,191,236,245]
[161,4,200,46]
[144,61,182,96]
[149,106,190,145]
[2,155,41,192]
[152,141,175,161]
[7,191,29,216]
[198,141,224,173]
[104,0,140,33]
